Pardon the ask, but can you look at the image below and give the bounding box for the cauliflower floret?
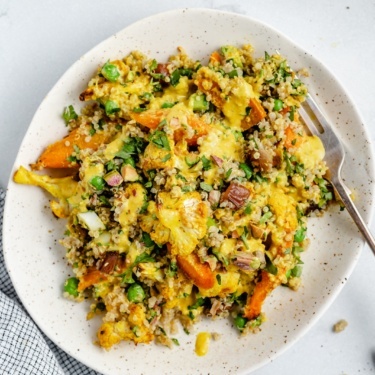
[199,271,240,298]
[139,201,170,245]
[268,186,298,232]
[97,304,153,349]
[114,183,146,228]
[13,166,79,218]
[157,191,208,256]
[112,183,147,252]
[140,139,174,171]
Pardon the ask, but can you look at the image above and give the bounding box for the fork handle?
[332,177,375,256]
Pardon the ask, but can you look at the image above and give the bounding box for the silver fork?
[298,93,375,256]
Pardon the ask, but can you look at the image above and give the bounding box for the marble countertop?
[1,0,375,374]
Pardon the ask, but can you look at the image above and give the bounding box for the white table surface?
[1,0,375,374]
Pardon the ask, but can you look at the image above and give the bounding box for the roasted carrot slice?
[243,270,275,320]
[131,109,167,130]
[284,125,303,150]
[32,126,111,170]
[209,51,222,64]
[78,269,108,292]
[279,106,290,115]
[242,98,267,130]
[176,253,215,289]
[174,115,210,145]
[131,109,210,146]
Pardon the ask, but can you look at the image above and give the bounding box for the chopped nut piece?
[220,182,250,209]
[333,319,348,333]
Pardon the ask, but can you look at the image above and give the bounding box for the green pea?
[64,277,79,297]
[90,176,105,191]
[105,100,120,115]
[127,283,145,303]
[101,62,120,82]
[273,99,284,111]
[234,314,247,330]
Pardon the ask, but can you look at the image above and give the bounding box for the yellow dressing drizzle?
[195,332,211,356]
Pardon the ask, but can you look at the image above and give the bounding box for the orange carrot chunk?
[33,126,110,170]
[78,269,108,292]
[176,253,215,289]
[243,270,274,319]
[248,98,267,127]
[131,109,167,130]
[284,125,303,149]
[131,109,210,146]
[209,51,222,64]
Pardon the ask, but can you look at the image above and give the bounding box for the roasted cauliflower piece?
[157,191,209,256]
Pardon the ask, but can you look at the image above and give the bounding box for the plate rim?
[3,7,375,375]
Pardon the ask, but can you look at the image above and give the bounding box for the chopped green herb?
[176,173,187,182]
[161,102,176,108]
[185,156,200,168]
[62,105,78,125]
[188,297,206,310]
[189,94,209,112]
[265,254,278,275]
[66,155,78,163]
[289,106,295,121]
[142,232,155,248]
[131,325,140,337]
[201,155,212,171]
[149,59,158,71]
[292,79,302,88]
[228,69,238,78]
[139,200,149,214]
[225,168,233,180]
[200,182,213,192]
[244,204,252,215]
[158,326,167,335]
[216,274,222,285]
[239,163,252,180]
[134,252,156,264]
[259,211,273,224]
[294,227,306,243]
[132,107,147,113]
[161,153,171,163]
[181,185,194,192]
[149,130,171,151]
[188,311,195,320]
[206,217,216,228]
[291,265,303,277]
[166,262,178,278]
[170,68,193,86]
[171,338,180,346]
[139,92,153,101]
[240,227,249,249]
[89,126,96,136]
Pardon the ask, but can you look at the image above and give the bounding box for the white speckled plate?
[3,8,374,375]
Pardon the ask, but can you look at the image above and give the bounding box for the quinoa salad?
[14,44,333,350]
